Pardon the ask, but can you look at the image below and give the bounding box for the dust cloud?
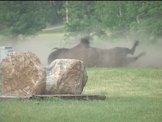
[1,37,57,66]
[132,42,162,68]
[1,35,162,68]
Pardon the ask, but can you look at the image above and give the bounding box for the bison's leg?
[112,40,139,56]
[129,40,139,55]
[126,51,147,64]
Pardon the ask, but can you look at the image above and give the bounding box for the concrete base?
[1,94,106,101]
[33,94,106,100]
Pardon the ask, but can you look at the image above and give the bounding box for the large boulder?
[1,51,46,96]
[45,59,88,94]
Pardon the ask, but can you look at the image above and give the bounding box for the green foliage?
[0,1,51,39]
[48,1,65,25]
[65,2,95,33]
[1,1,161,43]
[128,1,162,42]
[60,1,162,42]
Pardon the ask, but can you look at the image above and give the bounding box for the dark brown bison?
[48,36,146,67]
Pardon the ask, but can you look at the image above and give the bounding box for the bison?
[48,36,146,68]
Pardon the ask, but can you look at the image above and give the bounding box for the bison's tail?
[48,48,61,65]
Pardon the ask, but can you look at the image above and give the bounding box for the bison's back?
[47,46,88,65]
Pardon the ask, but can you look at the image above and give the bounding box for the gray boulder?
[45,59,88,94]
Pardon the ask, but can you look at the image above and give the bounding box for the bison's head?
[79,36,94,48]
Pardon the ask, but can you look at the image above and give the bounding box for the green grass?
[39,23,65,34]
[1,68,162,122]
[46,22,64,28]
[83,68,162,97]
[1,97,162,122]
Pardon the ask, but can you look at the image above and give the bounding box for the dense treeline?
[61,1,162,42]
[0,1,64,40]
[0,1,161,43]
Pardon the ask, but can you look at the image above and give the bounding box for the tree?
[92,1,129,41]
[0,1,50,40]
[127,1,162,42]
[61,1,130,41]
[60,1,162,43]
[59,1,96,40]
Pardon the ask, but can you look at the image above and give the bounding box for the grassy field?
[1,68,162,122]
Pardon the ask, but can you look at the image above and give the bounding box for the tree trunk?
[119,6,122,17]
[66,1,68,23]
[136,15,140,23]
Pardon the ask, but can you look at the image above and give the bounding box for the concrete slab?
[0,94,106,101]
[32,94,106,100]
